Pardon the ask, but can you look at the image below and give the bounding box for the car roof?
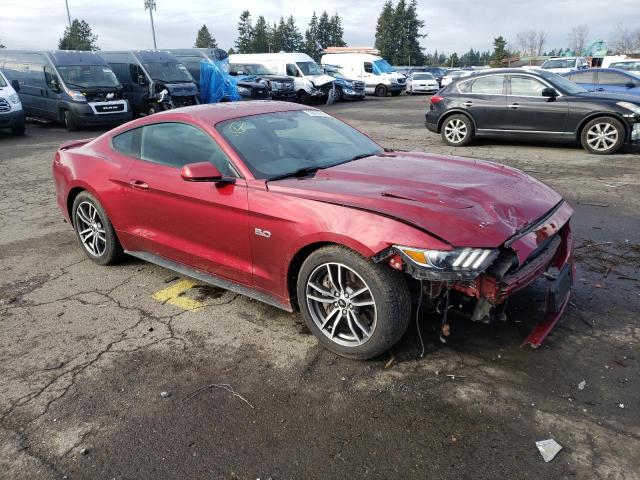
[154,100,310,124]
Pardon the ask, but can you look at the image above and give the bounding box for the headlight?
[394,245,497,274]
[8,93,20,104]
[67,90,87,102]
[237,86,250,95]
[617,101,640,115]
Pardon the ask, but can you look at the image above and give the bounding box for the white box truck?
[229,53,335,103]
[321,53,406,97]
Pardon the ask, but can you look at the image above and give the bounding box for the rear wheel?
[297,90,311,104]
[580,116,625,155]
[296,246,411,360]
[64,110,78,131]
[72,191,123,265]
[375,84,388,97]
[441,114,474,146]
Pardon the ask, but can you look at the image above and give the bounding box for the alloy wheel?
[305,262,377,347]
[75,201,106,257]
[586,122,618,152]
[444,118,467,144]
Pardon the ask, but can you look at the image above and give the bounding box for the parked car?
[228,62,296,101]
[322,65,366,100]
[321,53,406,97]
[230,53,334,103]
[406,72,439,94]
[100,50,199,116]
[541,57,589,74]
[0,50,131,130]
[440,70,466,87]
[563,68,640,97]
[425,68,640,154]
[53,102,574,359]
[0,69,25,135]
[609,60,640,75]
[420,67,448,87]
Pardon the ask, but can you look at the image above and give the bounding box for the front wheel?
[72,191,123,265]
[11,121,25,135]
[580,117,625,155]
[375,84,388,97]
[441,114,474,146]
[64,110,78,131]
[296,246,411,360]
[297,90,311,104]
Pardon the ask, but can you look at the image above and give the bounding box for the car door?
[125,121,252,284]
[596,70,640,95]
[457,74,508,130]
[566,70,597,91]
[504,75,569,132]
[42,65,64,120]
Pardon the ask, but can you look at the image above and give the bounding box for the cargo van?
[229,53,335,103]
[321,53,406,97]
[167,48,271,101]
[0,69,25,135]
[100,51,199,116]
[0,50,131,130]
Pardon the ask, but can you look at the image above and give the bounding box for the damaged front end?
[151,81,199,110]
[375,201,574,347]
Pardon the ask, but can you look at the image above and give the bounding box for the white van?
[540,56,589,74]
[229,53,335,103]
[321,53,406,97]
[0,69,25,135]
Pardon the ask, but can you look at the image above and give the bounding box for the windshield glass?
[57,65,121,89]
[542,58,575,69]
[0,73,7,88]
[326,70,347,80]
[538,70,588,94]
[412,73,434,80]
[143,62,194,83]
[373,59,396,74]
[217,110,383,180]
[611,61,640,70]
[296,62,323,76]
[242,64,275,75]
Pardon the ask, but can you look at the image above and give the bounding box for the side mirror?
[50,79,61,92]
[542,87,559,98]
[626,82,636,89]
[11,79,20,92]
[180,162,235,184]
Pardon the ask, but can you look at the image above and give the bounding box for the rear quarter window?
[112,128,141,157]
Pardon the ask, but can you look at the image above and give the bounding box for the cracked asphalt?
[1,96,639,480]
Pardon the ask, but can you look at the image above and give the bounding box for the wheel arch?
[437,109,477,133]
[575,112,629,142]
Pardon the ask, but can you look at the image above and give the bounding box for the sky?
[1,0,639,55]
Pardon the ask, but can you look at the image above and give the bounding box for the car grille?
[272,81,294,92]
[94,103,125,113]
[0,99,10,112]
[252,88,270,98]
[397,77,406,84]
[353,81,365,91]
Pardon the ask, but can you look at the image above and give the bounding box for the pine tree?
[235,11,254,53]
[282,15,303,52]
[375,1,395,62]
[329,14,346,47]
[194,24,217,48]
[316,11,332,51]
[269,18,285,52]
[228,47,236,55]
[491,36,508,67]
[58,19,99,51]
[252,16,270,53]
[304,12,320,60]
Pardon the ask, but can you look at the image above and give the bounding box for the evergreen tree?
[304,12,320,59]
[252,16,270,53]
[235,11,254,53]
[329,14,346,47]
[194,24,217,48]
[448,52,459,67]
[375,0,425,65]
[270,18,286,52]
[316,11,332,50]
[58,19,99,51]
[374,1,395,62]
[228,47,236,55]
[282,15,303,52]
[491,35,508,67]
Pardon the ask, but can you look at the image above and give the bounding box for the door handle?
[129,180,149,191]
[463,101,473,107]
[508,103,520,109]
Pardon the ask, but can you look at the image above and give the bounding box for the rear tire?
[64,110,78,131]
[375,84,388,97]
[296,246,411,360]
[440,113,474,147]
[580,116,625,155]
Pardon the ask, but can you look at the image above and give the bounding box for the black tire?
[64,110,78,132]
[440,113,474,147]
[297,90,311,104]
[296,246,411,360]
[375,84,388,97]
[71,191,123,265]
[580,116,625,155]
[147,103,161,116]
[335,87,344,102]
[10,121,25,136]
[391,91,401,97]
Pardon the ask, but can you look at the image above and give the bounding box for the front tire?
[64,110,78,131]
[580,116,625,155]
[11,120,25,135]
[297,90,311,104]
[72,191,123,265]
[441,113,474,146]
[375,84,388,97]
[296,246,411,360]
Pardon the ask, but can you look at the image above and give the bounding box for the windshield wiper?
[268,166,321,182]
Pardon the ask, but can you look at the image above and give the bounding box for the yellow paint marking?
[152,278,205,311]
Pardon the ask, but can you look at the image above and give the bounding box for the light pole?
[65,0,72,28]
[144,0,157,49]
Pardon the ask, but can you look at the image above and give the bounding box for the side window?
[26,64,45,88]
[598,72,630,86]
[130,64,146,85]
[43,65,59,87]
[510,76,546,96]
[458,80,472,93]
[140,123,236,176]
[570,71,595,83]
[469,75,505,94]
[364,62,373,74]
[286,64,298,77]
[112,128,142,157]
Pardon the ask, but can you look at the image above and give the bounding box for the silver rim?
[586,122,618,152]
[75,201,106,257]
[306,262,377,347]
[444,118,468,143]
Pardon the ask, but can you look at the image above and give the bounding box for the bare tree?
[568,25,589,55]
[609,24,640,54]
[516,30,546,57]
[535,30,547,56]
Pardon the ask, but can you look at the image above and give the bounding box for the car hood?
[269,152,563,248]
[307,74,336,87]
[575,91,640,103]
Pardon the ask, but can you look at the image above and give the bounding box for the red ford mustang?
[53,101,574,359]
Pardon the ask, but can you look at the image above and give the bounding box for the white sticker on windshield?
[303,110,329,117]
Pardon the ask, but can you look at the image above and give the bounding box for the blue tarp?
[199,59,241,104]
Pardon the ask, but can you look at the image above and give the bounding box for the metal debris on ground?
[184,383,254,409]
[160,391,170,398]
[578,380,586,391]
[535,439,563,462]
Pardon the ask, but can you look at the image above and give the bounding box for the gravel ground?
[0,96,638,480]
